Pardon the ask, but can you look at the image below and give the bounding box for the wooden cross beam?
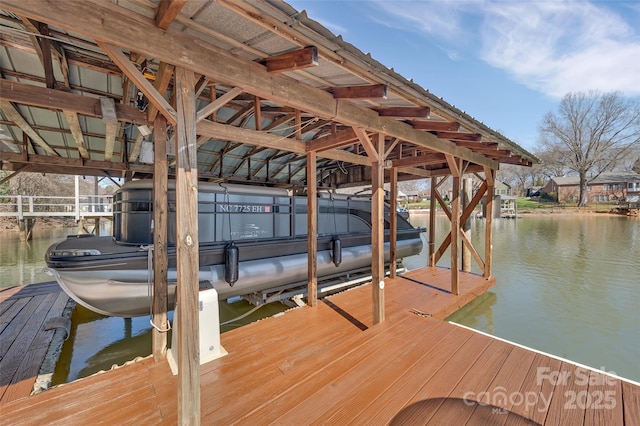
[330,84,387,100]
[262,46,318,73]
[407,120,460,131]
[375,107,430,118]
[155,0,187,30]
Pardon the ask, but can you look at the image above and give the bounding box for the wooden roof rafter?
[391,153,447,168]
[16,17,91,161]
[155,0,187,30]
[261,46,318,73]
[330,84,387,100]
[432,131,483,142]
[98,42,177,125]
[3,0,500,168]
[18,17,55,89]
[374,107,430,118]
[407,120,460,132]
[0,100,60,156]
[213,1,539,162]
[0,0,539,189]
[12,16,91,161]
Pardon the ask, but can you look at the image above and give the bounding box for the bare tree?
[498,164,542,196]
[539,91,640,206]
[397,179,428,197]
[535,149,569,179]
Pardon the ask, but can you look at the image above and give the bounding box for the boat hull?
[46,179,425,317]
[46,238,422,317]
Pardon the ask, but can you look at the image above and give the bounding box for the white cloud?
[372,0,465,41]
[479,1,640,98]
[368,0,640,98]
[369,0,478,61]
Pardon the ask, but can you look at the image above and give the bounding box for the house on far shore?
[493,181,517,217]
[541,172,640,203]
[494,181,512,197]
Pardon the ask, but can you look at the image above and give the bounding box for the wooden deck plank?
[0,292,58,401]
[622,380,640,426]
[0,358,154,422]
[583,369,624,426]
[263,315,438,424]
[347,321,476,424]
[530,356,563,425]
[426,338,514,424]
[204,315,415,424]
[0,297,29,334]
[0,268,635,426]
[466,343,538,425]
[0,294,45,345]
[503,353,555,424]
[0,297,18,317]
[1,292,69,403]
[0,286,25,303]
[205,306,365,378]
[544,362,591,425]
[328,327,508,424]
[0,282,60,301]
[384,332,494,424]
[318,316,457,425]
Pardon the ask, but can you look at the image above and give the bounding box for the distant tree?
[535,149,569,179]
[397,179,427,197]
[539,91,640,206]
[617,144,640,172]
[0,171,10,196]
[498,164,545,196]
[9,173,72,196]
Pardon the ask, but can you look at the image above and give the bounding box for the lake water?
[1,214,638,382]
[405,213,640,382]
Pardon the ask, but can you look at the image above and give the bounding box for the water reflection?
[447,292,497,334]
[405,214,639,382]
[52,300,288,385]
[0,222,112,287]
[52,305,161,384]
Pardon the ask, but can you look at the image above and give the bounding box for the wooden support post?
[94,217,100,235]
[451,173,460,295]
[174,67,200,426]
[429,177,437,267]
[484,167,495,279]
[25,218,35,241]
[152,114,169,361]
[18,219,25,242]
[371,133,385,324]
[18,217,35,242]
[389,167,397,278]
[307,150,317,307]
[443,154,461,296]
[254,96,261,131]
[74,175,80,222]
[462,177,472,273]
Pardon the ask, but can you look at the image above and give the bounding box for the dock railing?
[0,194,113,220]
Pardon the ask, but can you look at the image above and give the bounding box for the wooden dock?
[0,282,69,404]
[0,268,638,425]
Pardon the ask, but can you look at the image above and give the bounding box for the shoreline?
[409,208,637,217]
[0,216,78,234]
[1,205,636,235]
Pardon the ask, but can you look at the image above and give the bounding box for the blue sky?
[287,0,640,152]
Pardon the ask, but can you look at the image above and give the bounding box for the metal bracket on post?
[167,286,227,375]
